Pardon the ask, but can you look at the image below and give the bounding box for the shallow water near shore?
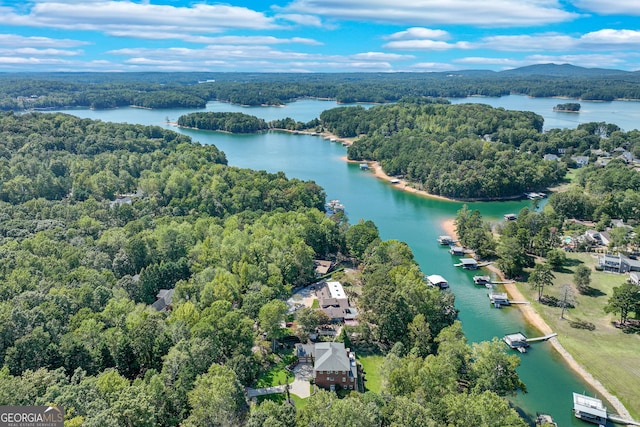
[51,96,640,426]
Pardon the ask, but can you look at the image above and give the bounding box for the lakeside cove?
[52,95,640,425]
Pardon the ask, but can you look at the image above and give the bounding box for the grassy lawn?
[357,353,384,393]
[256,392,308,408]
[255,351,296,388]
[516,252,640,419]
[311,298,319,309]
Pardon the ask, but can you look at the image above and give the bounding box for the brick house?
[295,342,359,391]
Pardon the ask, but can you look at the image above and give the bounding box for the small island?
[553,102,581,112]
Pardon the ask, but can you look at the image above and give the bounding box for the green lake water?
[53,95,640,426]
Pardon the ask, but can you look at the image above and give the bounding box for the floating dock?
[426,274,449,289]
[449,245,465,256]
[489,292,509,308]
[503,332,529,353]
[437,235,454,245]
[454,258,479,269]
[573,393,607,426]
[473,275,491,285]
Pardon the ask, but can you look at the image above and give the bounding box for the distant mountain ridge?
[499,63,633,77]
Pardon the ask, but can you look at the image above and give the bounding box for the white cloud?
[478,30,640,52]
[0,33,89,48]
[106,31,322,46]
[350,52,414,61]
[0,1,280,33]
[275,13,323,27]
[106,45,409,72]
[579,29,640,49]
[479,34,576,51]
[408,62,458,71]
[283,0,579,26]
[0,47,82,56]
[384,40,471,50]
[571,0,640,15]
[386,27,450,41]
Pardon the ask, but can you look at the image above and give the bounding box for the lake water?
[52,95,640,426]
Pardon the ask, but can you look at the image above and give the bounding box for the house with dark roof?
[295,342,359,391]
[151,289,174,312]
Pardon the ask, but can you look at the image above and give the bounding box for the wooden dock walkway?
[526,333,557,343]
[608,413,640,426]
[508,300,531,305]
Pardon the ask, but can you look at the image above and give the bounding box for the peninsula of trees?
[3,66,640,111]
[0,111,527,426]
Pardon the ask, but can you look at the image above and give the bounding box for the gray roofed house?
[571,155,590,167]
[309,342,359,391]
[543,154,559,161]
[598,253,640,273]
[151,288,174,312]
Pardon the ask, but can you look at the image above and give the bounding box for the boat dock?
[426,274,449,289]
[608,413,640,426]
[437,235,455,245]
[503,332,529,353]
[473,275,491,285]
[488,292,530,307]
[573,392,640,426]
[489,292,509,307]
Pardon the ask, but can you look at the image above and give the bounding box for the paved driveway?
[290,362,313,398]
[246,385,286,398]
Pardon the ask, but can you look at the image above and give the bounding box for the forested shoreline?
[3,68,640,111]
[0,112,528,426]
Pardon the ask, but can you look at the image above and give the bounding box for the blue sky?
[0,0,639,72]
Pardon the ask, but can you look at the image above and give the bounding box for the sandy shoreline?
[343,155,458,202]
[439,219,632,419]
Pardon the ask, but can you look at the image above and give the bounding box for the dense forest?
[0,112,527,426]
[311,101,640,201]
[177,112,269,133]
[320,101,562,199]
[2,67,640,110]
